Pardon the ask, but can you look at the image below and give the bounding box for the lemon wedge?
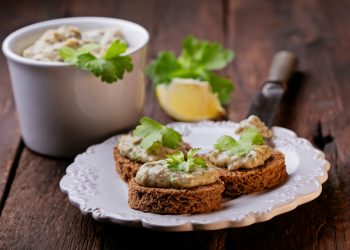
[156,78,226,122]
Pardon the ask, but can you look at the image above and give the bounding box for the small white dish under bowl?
[60,121,330,231]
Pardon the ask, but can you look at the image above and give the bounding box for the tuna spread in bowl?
[22,25,127,62]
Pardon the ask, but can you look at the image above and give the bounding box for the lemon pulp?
[156,78,226,122]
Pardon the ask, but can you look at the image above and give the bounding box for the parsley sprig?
[133,117,182,150]
[214,128,265,156]
[59,39,133,83]
[166,148,207,173]
[146,36,235,105]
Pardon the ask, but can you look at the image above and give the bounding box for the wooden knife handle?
[266,50,298,89]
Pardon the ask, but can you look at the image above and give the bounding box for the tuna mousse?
[22,25,126,62]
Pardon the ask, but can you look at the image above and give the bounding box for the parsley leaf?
[140,131,162,150]
[166,148,207,173]
[78,44,100,54]
[145,52,182,85]
[146,35,235,105]
[179,36,234,71]
[104,40,128,59]
[58,47,77,64]
[214,135,238,152]
[166,151,185,171]
[161,127,182,149]
[208,73,234,106]
[59,39,133,84]
[133,117,182,150]
[239,127,265,146]
[214,128,265,156]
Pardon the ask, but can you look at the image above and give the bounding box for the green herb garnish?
[146,35,235,105]
[166,148,207,173]
[59,39,133,83]
[214,128,264,156]
[133,117,182,150]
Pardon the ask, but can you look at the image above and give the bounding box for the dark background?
[0,0,349,249]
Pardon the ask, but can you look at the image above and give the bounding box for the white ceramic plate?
[60,121,330,231]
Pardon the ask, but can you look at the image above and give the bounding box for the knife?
[247,50,298,127]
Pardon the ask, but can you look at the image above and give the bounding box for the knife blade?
[247,50,298,127]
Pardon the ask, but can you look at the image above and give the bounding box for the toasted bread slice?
[113,146,142,183]
[217,151,287,197]
[128,179,225,214]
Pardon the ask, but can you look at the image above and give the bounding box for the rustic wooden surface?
[0,0,349,249]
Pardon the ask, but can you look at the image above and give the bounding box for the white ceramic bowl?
[2,17,149,158]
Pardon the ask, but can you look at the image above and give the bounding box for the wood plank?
[225,0,350,249]
[226,0,293,122]
[1,0,349,249]
[0,49,21,212]
[0,0,230,249]
[312,0,350,248]
[0,2,21,209]
[0,147,223,249]
[0,0,70,209]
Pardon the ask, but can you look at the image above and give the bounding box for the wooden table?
[0,0,349,249]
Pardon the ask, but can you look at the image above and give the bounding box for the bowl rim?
[2,16,150,67]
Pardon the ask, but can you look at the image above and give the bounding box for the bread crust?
[217,151,287,197]
[113,146,142,183]
[128,179,225,214]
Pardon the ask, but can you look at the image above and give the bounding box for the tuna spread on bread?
[117,117,189,163]
[206,127,274,170]
[117,134,189,163]
[235,115,273,139]
[135,149,220,188]
[206,145,273,170]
